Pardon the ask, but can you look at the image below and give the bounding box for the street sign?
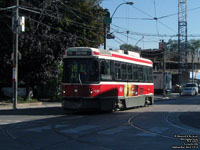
[107,33,115,39]
[103,17,112,24]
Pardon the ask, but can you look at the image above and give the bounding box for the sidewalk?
[154,93,180,100]
[0,101,61,110]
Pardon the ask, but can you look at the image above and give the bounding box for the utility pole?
[13,0,19,109]
[192,48,194,83]
[162,40,166,97]
[160,40,166,97]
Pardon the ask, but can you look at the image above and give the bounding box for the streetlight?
[111,2,134,19]
[103,2,134,50]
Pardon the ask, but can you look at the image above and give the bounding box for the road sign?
[103,17,112,24]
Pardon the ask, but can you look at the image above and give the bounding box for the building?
[140,48,200,92]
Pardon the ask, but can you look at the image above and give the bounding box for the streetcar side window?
[115,62,121,80]
[127,64,133,81]
[133,65,138,82]
[121,64,127,80]
[138,65,144,81]
[148,67,153,82]
[100,60,112,80]
[144,67,148,82]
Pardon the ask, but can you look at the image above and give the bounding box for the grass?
[0,97,40,104]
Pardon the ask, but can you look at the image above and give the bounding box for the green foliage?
[166,39,200,61]
[0,0,105,97]
[120,44,141,52]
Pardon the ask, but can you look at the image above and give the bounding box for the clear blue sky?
[100,0,200,50]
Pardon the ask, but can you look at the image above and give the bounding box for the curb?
[154,94,180,101]
[0,102,43,109]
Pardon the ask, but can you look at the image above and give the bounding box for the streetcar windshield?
[63,58,99,83]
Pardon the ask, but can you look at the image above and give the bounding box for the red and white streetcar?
[62,47,154,111]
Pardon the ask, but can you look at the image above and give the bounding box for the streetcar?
[62,47,154,112]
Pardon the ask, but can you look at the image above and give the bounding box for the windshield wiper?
[78,73,82,86]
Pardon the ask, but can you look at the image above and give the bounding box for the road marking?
[136,127,169,137]
[98,125,132,135]
[61,125,98,133]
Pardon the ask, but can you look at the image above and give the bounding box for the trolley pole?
[12,0,19,109]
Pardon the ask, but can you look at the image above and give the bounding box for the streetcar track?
[45,113,139,150]
[4,127,38,150]
[127,110,200,140]
[165,112,200,134]
[1,115,86,150]
[127,113,175,139]
[50,123,112,150]
[13,114,113,150]
[2,103,200,150]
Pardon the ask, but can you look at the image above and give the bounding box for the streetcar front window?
[63,58,99,83]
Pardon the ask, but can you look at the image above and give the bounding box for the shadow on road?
[0,107,65,116]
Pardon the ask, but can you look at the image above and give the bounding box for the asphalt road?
[0,95,200,150]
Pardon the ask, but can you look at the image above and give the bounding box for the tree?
[166,39,200,62]
[120,44,141,52]
[0,0,105,97]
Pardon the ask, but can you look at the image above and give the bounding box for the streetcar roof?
[64,47,153,66]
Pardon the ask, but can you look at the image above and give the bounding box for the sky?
[100,0,200,50]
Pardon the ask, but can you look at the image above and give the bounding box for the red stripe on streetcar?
[93,51,100,55]
[112,54,152,64]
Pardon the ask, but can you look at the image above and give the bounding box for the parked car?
[181,87,196,96]
[184,83,198,95]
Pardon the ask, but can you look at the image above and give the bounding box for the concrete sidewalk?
[0,101,61,110]
[154,93,180,100]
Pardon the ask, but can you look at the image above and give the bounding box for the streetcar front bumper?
[62,97,115,111]
[62,98,100,110]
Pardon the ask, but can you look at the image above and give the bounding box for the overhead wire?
[56,0,82,19]
[113,17,154,20]
[130,4,177,33]
[114,35,127,44]
[0,5,16,11]
[27,17,100,45]
[153,0,160,41]
[110,25,159,47]
[158,6,200,20]
[19,6,104,32]
[55,0,103,20]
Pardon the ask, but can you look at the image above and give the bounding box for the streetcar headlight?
[89,88,93,94]
[63,90,66,94]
